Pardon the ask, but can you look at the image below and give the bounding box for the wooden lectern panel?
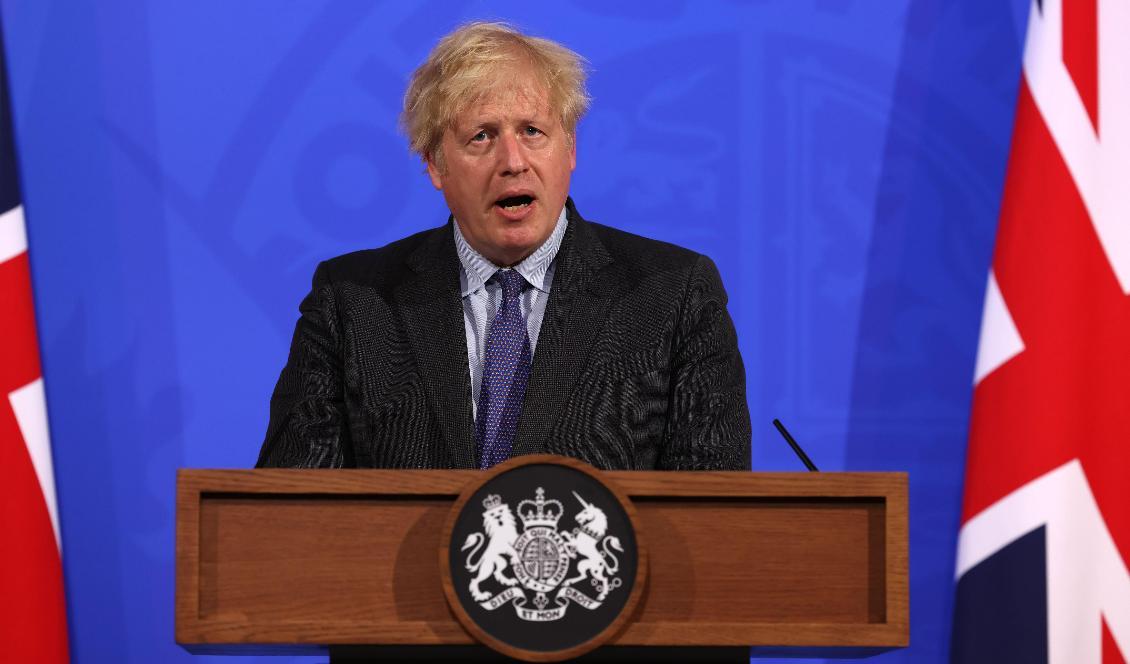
[177,470,906,648]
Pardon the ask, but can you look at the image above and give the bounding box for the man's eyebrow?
[454,107,552,131]
[457,118,498,133]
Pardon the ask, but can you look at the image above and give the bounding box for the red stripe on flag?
[961,78,1130,561]
[0,253,40,387]
[0,252,69,661]
[1104,617,1128,664]
[1063,0,1100,133]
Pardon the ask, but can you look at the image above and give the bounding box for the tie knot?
[496,269,525,300]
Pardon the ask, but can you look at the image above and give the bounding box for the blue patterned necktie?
[476,269,532,469]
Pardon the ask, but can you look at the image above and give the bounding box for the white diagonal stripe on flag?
[9,377,61,550]
[0,204,26,264]
[973,269,1025,385]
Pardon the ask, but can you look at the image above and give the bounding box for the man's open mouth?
[495,195,535,211]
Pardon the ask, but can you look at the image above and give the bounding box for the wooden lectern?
[176,467,907,661]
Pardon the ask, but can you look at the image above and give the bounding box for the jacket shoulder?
[583,219,703,272]
[316,225,443,287]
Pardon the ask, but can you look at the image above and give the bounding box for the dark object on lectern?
[772,418,820,472]
[176,454,907,661]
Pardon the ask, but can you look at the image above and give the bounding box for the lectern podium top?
[176,462,907,659]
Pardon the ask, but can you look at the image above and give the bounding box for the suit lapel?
[512,203,619,457]
[393,223,477,468]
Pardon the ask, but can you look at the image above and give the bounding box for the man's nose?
[497,132,528,175]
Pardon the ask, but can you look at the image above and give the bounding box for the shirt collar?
[454,206,568,297]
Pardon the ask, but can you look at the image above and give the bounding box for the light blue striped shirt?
[455,207,568,420]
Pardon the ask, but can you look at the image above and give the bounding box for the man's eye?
[470,131,488,142]
[524,126,542,136]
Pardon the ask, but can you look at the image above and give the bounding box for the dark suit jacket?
[256,201,751,470]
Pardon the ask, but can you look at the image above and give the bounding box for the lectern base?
[328,645,751,662]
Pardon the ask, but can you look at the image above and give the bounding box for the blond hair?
[401,22,590,165]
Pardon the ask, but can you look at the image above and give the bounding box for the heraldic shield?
[441,455,646,661]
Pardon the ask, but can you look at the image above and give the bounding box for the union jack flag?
[0,20,69,662]
[952,0,1130,661]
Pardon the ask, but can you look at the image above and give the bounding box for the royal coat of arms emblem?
[461,487,625,622]
[444,456,644,659]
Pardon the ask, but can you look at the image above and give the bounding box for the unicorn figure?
[561,491,623,601]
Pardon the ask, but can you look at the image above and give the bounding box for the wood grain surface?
[176,468,907,648]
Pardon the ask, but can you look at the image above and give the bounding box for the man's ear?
[425,152,444,190]
[569,139,577,171]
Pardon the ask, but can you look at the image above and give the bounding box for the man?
[256,22,751,470]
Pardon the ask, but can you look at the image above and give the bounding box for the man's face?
[427,64,576,267]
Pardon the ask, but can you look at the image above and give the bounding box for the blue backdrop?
[1,0,1030,661]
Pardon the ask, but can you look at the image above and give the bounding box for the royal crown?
[518,487,563,528]
[482,494,503,510]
